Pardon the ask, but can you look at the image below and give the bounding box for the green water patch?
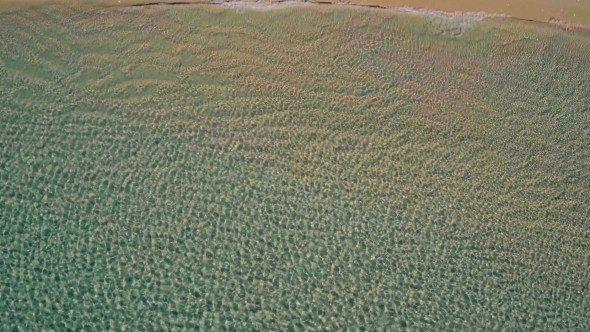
[1,58,55,83]
[177,49,197,67]
[66,37,114,56]
[187,71,231,86]
[39,48,64,68]
[128,64,177,81]
[139,83,157,98]
[70,67,102,89]
[97,69,131,93]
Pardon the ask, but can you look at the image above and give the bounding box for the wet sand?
[327,0,590,26]
[1,0,590,26]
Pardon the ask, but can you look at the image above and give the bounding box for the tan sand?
[325,0,590,26]
[1,0,589,26]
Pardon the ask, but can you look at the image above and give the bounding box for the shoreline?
[1,0,590,32]
[139,0,590,32]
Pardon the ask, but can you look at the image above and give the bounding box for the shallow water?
[2,0,590,25]
[1,3,589,330]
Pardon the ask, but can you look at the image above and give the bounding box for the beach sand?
[2,0,590,26]
[1,0,589,26]
[314,0,590,26]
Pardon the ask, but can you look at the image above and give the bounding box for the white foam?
[390,6,507,21]
[220,0,312,12]
[387,6,507,36]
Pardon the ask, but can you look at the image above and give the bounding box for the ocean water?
[1,3,589,330]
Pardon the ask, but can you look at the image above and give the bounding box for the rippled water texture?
[1,3,589,331]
